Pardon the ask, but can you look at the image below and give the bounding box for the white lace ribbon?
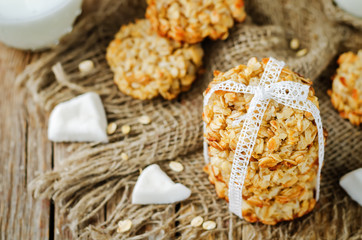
[203,57,324,218]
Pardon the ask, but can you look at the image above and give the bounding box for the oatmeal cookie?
[329,51,362,126]
[146,0,246,43]
[203,57,324,225]
[106,19,203,100]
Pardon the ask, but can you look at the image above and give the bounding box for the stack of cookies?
[203,58,325,224]
[106,0,246,100]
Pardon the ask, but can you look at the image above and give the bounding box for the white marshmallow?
[340,168,362,206]
[335,0,362,18]
[132,164,191,204]
[48,92,108,143]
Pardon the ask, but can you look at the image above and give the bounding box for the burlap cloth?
[17,0,362,239]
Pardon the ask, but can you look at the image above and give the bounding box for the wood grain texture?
[24,93,53,240]
[53,144,76,240]
[0,1,104,239]
[0,45,51,239]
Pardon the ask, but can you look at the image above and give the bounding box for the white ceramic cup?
[0,0,83,50]
[335,0,362,18]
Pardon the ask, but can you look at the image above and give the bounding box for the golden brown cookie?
[146,0,246,44]
[106,19,204,100]
[329,51,362,126]
[203,57,323,225]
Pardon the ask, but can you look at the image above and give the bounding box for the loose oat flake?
[169,161,184,172]
[121,153,129,161]
[78,60,94,73]
[190,216,204,227]
[117,219,132,233]
[138,115,151,125]
[290,38,300,50]
[107,122,117,135]
[202,221,216,230]
[121,125,131,135]
[296,48,308,57]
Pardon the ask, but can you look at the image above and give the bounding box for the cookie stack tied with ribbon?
[203,57,326,224]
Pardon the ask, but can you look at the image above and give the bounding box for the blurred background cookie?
[106,19,204,100]
[329,51,362,126]
[146,0,246,43]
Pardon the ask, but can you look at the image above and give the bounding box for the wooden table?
[0,1,104,239]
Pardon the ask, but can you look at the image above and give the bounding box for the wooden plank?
[0,44,51,240]
[52,143,73,240]
[24,96,53,240]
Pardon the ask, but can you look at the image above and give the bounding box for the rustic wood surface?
[0,1,105,239]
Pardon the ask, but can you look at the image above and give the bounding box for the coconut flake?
[340,168,362,206]
[47,92,108,143]
[132,164,191,204]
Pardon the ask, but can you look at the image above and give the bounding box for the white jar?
[0,0,83,50]
[335,0,362,18]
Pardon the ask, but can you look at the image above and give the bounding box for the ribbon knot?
[203,57,324,219]
[255,85,272,100]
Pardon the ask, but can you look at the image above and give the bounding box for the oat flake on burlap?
[18,0,362,239]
